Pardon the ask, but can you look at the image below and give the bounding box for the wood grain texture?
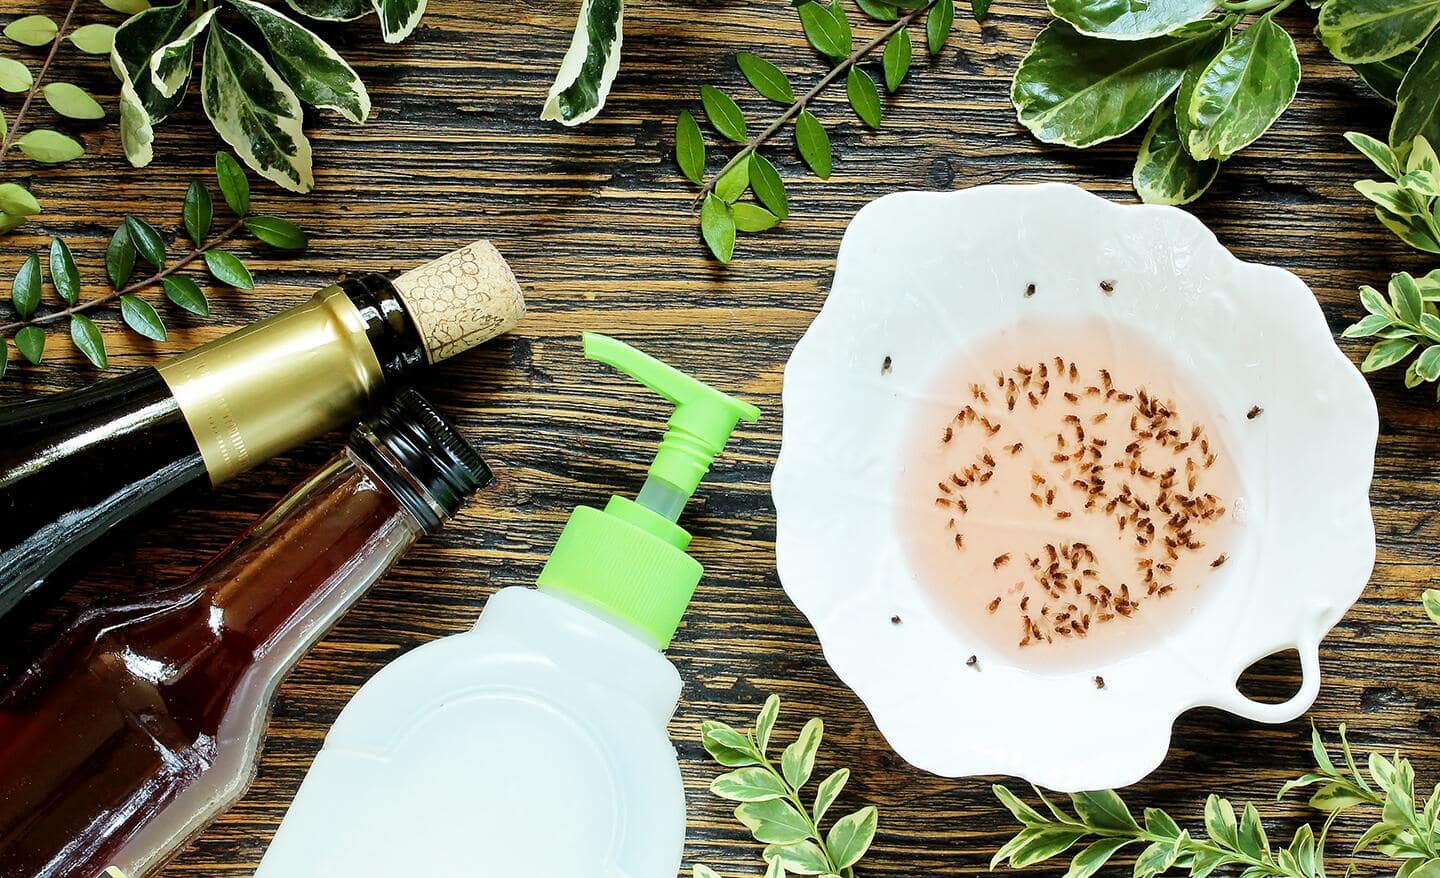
[0,0,1437,874]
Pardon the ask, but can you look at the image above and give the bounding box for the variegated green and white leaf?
[372,0,425,42]
[111,1,189,166]
[230,0,370,123]
[148,6,218,99]
[286,0,370,21]
[201,23,314,192]
[540,0,623,126]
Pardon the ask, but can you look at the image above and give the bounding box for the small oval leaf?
[749,153,789,218]
[701,193,737,263]
[11,253,40,318]
[846,66,883,128]
[215,151,251,215]
[927,0,955,55]
[120,294,167,340]
[0,58,31,93]
[675,109,706,185]
[123,215,167,268]
[42,82,104,120]
[14,325,44,364]
[737,52,795,103]
[70,313,107,368]
[733,202,780,232]
[884,29,913,92]
[48,237,80,304]
[701,85,748,143]
[795,110,833,178]
[715,155,752,203]
[68,23,117,54]
[162,275,209,315]
[205,249,255,289]
[0,182,40,216]
[184,179,214,244]
[4,14,57,46]
[107,225,136,287]
[16,129,83,163]
[245,215,308,249]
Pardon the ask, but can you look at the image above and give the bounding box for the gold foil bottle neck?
[390,240,525,364]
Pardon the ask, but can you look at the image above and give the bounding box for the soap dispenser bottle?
[255,333,761,878]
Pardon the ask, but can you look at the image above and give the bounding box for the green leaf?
[42,82,104,120]
[733,202,781,232]
[123,215,167,268]
[1203,795,1239,846]
[1362,282,1395,314]
[1064,839,1133,878]
[1184,17,1300,160]
[1307,781,1372,810]
[846,67,882,128]
[799,1,851,60]
[370,0,426,43]
[539,0,623,125]
[1348,130,1401,176]
[205,249,255,289]
[1354,48,1419,103]
[1423,589,1440,625]
[4,14,57,46]
[755,695,781,755]
[749,152,788,218]
[215,151,251,215]
[229,0,371,123]
[0,212,24,235]
[1343,313,1394,337]
[701,85,748,143]
[703,721,759,758]
[1070,790,1140,832]
[1012,20,1223,148]
[1047,0,1218,39]
[245,215,308,249]
[162,275,209,315]
[70,314,107,368]
[1357,179,1422,214]
[994,826,1088,868]
[0,58,31,93]
[110,1,189,169]
[16,129,83,163]
[14,325,43,364]
[107,224,136,287]
[0,182,39,216]
[737,52,795,103]
[1376,205,1440,252]
[795,110,832,178]
[692,865,723,878]
[813,768,850,823]
[764,840,830,875]
[827,805,878,869]
[927,0,954,55]
[764,858,785,878]
[11,254,40,318]
[68,23,117,54]
[147,6,218,99]
[1366,336,1422,371]
[1134,99,1221,204]
[120,294,167,340]
[1394,272,1426,323]
[675,110,706,185]
[1317,0,1440,64]
[711,766,789,801]
[736,799,812,844]
[716,155,751,203]
[1236,804,1268,858]
[856,0,899,21]
[994,785,1048,825]
[48,237,79,305]
[102,0,152,12]
[184,180,213,244]
[1133,838,1182,877]
[201,24,315,193]
[781,717,823,789]
[700,193,736,262]
[971,0,992,21]
[884,29,912,91]
[1392,33,1440,151]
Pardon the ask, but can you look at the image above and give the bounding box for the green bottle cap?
[537,333,761,648]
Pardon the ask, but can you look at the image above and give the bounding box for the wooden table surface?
[2,0,1437,874]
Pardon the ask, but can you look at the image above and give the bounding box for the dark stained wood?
[1,0,1437,874]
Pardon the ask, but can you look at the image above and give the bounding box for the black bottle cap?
[350,388,492,530]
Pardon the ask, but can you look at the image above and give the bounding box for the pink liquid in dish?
[898,316,1246,673]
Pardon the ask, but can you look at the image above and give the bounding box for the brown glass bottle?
[0,241,522,622]
[0,388,490,878]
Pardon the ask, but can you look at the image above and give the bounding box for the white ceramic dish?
[772,183,1378,792]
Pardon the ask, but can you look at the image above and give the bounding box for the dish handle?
[1205,642,1322,724]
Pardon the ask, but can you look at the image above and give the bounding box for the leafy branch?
[992,725,1440,878]
[696,695,880,878]
[0,151,306,381]
[0,0,123,233]
[673,0,978,262]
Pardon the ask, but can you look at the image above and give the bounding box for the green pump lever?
[583,332,761,523]
[536,334,761,649]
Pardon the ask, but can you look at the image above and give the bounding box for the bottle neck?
[156,277,427,487]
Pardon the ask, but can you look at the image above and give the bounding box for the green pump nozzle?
[535,333,761,649]
[582,332,761,523]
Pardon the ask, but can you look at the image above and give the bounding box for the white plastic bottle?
[255,333,760,878]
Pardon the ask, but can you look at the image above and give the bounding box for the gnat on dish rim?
[772,183,1378,792]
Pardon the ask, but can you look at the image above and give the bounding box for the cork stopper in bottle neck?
[390,240,526,364]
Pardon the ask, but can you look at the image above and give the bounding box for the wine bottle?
[0,387,491,878]
[0,241,523,619]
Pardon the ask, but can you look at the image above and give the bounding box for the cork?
[391,240,525,363]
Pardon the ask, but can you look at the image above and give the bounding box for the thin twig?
[0,0,82,163]
[691,2,933,207]
[0,218,246,335]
